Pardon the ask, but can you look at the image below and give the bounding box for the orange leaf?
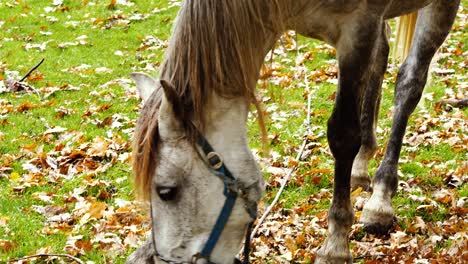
[310,176,322,184]
[75,240,93,252]
[27,73,44,82]
[107,0,116,9]
[0,239,18,253]
[87,201,106,219]
[16,102,37,112]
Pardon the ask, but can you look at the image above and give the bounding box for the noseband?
[150,131,258,264]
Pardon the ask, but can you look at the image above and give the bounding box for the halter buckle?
[207,152,223,170]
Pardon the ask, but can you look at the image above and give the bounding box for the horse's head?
[129,73,264,263]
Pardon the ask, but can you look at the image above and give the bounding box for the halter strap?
[195,134,251,262]
[150,132,256,264]
[193,188,237,262]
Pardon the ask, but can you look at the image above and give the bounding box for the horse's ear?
[159,80,184,119]
[158,79,184,139]
[130,72,158,102]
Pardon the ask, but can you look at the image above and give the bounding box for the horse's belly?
[384,0,434,18]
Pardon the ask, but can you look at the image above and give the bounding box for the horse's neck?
[201,95,262,184]
[200,30,276,147]
[203,96,250,146]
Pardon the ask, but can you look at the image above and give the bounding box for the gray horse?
[126,0,460,263]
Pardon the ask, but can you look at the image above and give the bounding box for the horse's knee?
[394,61,428,110]
[327,114,361,161]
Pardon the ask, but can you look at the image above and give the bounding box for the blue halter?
[192,134,257,264]
[151,132,258,264]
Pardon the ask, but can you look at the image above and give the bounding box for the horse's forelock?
[132,95,162,200]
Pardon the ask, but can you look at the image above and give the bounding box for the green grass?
[1,0,467,263]
[0,1,176,262]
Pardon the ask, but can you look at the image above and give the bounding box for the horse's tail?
[392,11,418,62]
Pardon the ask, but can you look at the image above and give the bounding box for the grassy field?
[0,1,466,263]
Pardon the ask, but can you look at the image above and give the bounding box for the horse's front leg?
[315,16,383,264]
[360,0,460,234]
[350,22,390,191]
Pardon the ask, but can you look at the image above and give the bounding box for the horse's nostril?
[156,186,178,201]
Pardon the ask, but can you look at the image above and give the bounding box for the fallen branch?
[436,98,468,109]
[8,253,83,264]
[354,253,393,260]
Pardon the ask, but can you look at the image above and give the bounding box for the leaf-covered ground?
[0,1,466,263]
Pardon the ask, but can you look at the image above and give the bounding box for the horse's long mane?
[133,0,287,199]
[162,0,288,121]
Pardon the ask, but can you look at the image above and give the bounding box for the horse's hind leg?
[360,0,460,234]
[315,15,384,264]
[351,23,390,191]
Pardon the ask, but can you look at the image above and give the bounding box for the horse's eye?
[156,186,178,201]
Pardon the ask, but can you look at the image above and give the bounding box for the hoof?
[359,192,395,235]
[362,217,396,234]
[315,252,352,264]
[315,235,352,264]
[351,174,372,191]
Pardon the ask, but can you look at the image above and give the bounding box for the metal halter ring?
[207,152,223,170]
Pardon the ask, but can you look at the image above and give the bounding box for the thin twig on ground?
[250,73,312,239]
[354,253,393,260]
[18,58,45,82]
[8,253,84,264]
